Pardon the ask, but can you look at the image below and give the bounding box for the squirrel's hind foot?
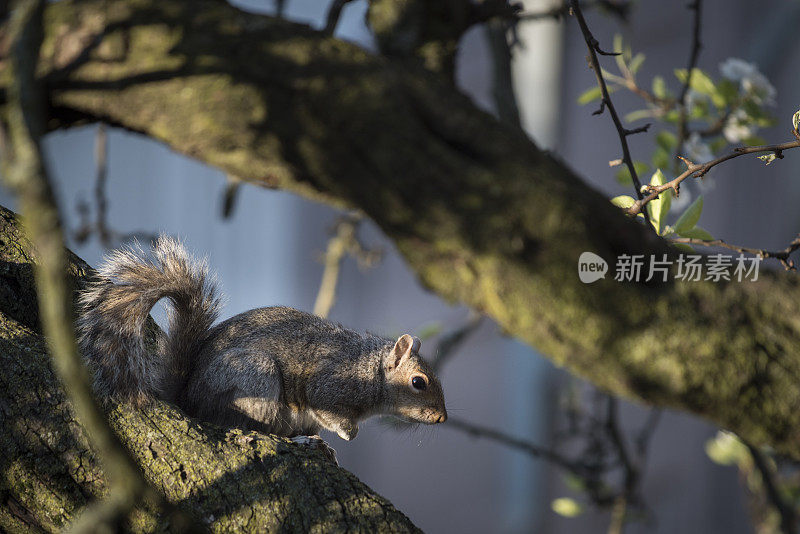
[290,435,338,465]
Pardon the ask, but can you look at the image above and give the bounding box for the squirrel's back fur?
[77,236,221,404]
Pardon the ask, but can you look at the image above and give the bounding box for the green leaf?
[577,86,603,105]
[650,168,667,187]
[742,136,767,147]
[679,226,714,240]
[611,195,636,209]
[716,79,739,106]
[647,169,671,233]
[675,68,716,96]
[599,67,616,79]
[758,153,777,165]
[705,432,749,467]
[651,147,670,171]
[673,195,703,233]
[709,136,728,153]
[552,498,584,518]
[563,474,586,493]
[613,34,625,71]
[656,131,677,152]
[624,109,653,123]
[628,53,645,74]
[652,76,667,99]
[416,321,443,340]
[615,161,649,186]
[741,100,776,125]
[670,242,696,253]
[664,109,681,123]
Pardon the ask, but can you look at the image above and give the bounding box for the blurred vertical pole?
[496,1,564,531]
[511,0,565,150]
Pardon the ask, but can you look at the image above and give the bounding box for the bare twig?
[448,381,662,522]
[670,234,800,270]
[221,174,242,219]
[94,123,110,244]
[605,398,636,498]
[431,312,483,372]
[323,0,353,35]
[73,124,157,248]
[569,0,654,231]
[485,16,522,128]
[627,136,800,216]
[672,0,703,171]
[447,416,583,475]
[634,409,662,458]
[608,496,628,534]
[313,212,382,319]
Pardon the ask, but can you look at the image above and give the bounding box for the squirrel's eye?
[411,376,427,391]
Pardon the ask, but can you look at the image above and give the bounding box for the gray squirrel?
[77,236,447,440]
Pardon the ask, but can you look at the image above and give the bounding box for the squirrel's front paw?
[336,423,358,441]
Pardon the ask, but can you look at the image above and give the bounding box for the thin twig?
[634,409,662,458]
[672,0,703,171]
[569,0,654,231]
[73,124,156,248]
[447,416,583,475]
[608,496,628,534]
[313,213,382,319]
[605,398,637,498]
[627,136,800,216]
[93,123,111,246]
[323,0,353,35]
[670,234,800,270]
[431,313,483,372]
[221,174,242,219]
[485,16,522,128]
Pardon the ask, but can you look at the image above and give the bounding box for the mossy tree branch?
[2,0,800,460]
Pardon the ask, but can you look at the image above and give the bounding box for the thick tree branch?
[3,0,800,459]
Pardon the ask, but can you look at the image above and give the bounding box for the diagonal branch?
[672,0,704,168]
[9,0,800,459]
[569,0,653,230]
[627,136,800,216]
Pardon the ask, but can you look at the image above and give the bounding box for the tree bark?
[0,206,419,532]
[1,0,799,460]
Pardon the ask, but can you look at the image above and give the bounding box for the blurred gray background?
[4,0,800,532]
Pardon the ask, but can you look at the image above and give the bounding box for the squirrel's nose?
[435,413,447,424]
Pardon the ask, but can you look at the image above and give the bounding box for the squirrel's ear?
[389,334,419,370]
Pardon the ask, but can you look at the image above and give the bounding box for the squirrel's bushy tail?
[78,236,221,404]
